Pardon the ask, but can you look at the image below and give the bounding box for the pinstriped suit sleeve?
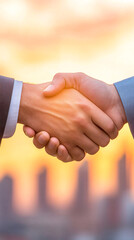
[114,76,134,138]
[0,76,14,144]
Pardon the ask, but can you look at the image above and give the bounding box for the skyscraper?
[37,168,48,211]
[117,154,129,196]
[73,161,89,212]
[0,175,13,225]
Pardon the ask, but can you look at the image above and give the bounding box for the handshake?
[20,73,127,162]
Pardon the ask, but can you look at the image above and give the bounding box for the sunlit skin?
[20,81,119,161]
[25,73,127,161]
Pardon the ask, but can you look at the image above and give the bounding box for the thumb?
[43,75,65,97]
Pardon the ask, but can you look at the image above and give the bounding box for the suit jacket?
[0,76,14,144]
[114,76,134,138]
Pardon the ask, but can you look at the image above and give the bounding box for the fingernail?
[38,135,45,145]
[43,85,54,92]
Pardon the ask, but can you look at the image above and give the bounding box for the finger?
[23,126,35,138]
[91,108,118,140]
[67,146,85,161]
[77,135,99,155]
[33,131,50,149]
[45,137,60,156]
[57,145,73,162]
[85,123,110,148]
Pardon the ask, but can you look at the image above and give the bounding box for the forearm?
[18,82,49,128]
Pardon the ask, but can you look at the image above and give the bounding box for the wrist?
[18,82,50,128]
[18,82,33,125]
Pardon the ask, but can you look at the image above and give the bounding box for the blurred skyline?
[0,156,134,240]
[0,0,134,213]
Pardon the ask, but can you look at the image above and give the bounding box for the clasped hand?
[22,73,127,162]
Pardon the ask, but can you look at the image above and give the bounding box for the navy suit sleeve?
[0,76,14,144]
[114,76,134,138]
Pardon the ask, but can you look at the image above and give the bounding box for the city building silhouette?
[0,175,13,225]
[37,168,49,211]
[73,161,89,212]
[0,155,134,239]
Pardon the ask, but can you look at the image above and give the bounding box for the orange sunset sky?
[0,0,134,214]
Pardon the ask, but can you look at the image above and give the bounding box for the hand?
[25,73,127,161]
[23,127,73,162]
[22,81,118,162]
[43,72,127,130]
[19,83,86,161]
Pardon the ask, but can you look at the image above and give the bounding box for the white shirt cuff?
[3,80,23,138]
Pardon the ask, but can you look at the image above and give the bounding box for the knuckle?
[53,73,62,80]
[79,119,87,128]
[73,115,85,127]
[77,72,85,77]
[78,102,89,112]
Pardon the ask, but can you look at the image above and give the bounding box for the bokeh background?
[0,0,134,239]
